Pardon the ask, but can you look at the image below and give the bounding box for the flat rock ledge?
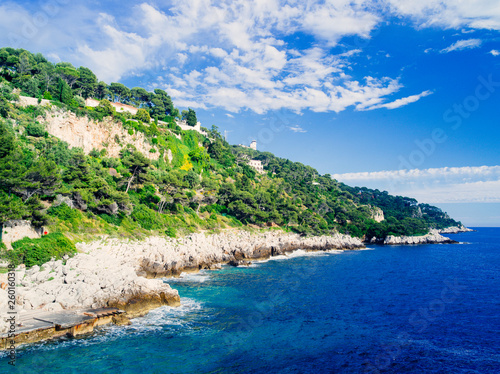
[0,230,362,347]
[382,230,458,245]
[437,225,474,234]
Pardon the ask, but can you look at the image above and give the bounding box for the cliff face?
[370,206,385,222]
[40,107,157,159]
[1,220,42,249]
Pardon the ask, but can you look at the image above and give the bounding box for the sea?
[1,228,499,373]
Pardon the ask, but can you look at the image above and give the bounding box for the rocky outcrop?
[438,225,474,234]
[370,206,385,222]
[134,231,363,278]
[40,107,156,159]
[383,230,457,245]
[0,230,363,338]
[1,220,43,249]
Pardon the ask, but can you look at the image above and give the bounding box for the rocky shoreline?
[0,227,465,348]
[437,225,474,234]
[0,230,363,347]
[382,230,458,245]
[367,229,460,245]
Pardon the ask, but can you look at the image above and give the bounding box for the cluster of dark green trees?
[0,48,462,267]
[228,147,460,237]
[0,47,197,125]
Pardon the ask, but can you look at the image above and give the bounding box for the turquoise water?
[1,228,499,373]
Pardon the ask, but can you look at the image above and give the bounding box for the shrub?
[100,213,123,226]
[47,203,82,221]
[165,227,177,238]
[7,233,77,268]
[25,122,46,137]
[134,108,151,123]
[73,95,85,107]
[131,205,164,230]
[96,99,115,117]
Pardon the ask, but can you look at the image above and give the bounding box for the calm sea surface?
[1,228,499,373]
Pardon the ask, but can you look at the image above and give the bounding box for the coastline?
[437,225,475,234]
[0,229,363,348]
[0,227,460,349]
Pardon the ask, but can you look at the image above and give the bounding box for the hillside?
[0,47,461,267]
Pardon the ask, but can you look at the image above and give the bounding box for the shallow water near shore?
[2,228,499,373]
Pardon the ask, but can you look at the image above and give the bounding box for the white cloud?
[440,39,482,53]
[0,0,404,113]
[302,1,379,46]
[490,49,500,56]
[407,180,500,203]
[288,125,307,133]
[2,0,500,113]
[387,1,500,30]
[363,90,433,110]
[225,113,234,118]
[332,166,500,203]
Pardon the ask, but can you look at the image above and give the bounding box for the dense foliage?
[5,233,76,268]
[0,47,180,122]
[0,48,462,267]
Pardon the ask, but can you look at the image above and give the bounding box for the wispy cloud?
[332,166,500,203]
[490,49,500,56]
[387,1,500,30]
[363,90,432,110]
[288,125,307,133]
[440,39,482,53]
[225,113,234,118]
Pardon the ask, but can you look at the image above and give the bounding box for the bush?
[134,108,151,123]
[7,233,77,268]
[131,205,164,230]
[47,203,82,221]
[25,122,46,137]
[96,99,115,117]
[73,95,85,107]
[165,227,177,238]
[100,213,123,226]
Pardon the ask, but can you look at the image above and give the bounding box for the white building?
[248,159,264,173]
[175,120,208,136]
[85,98,139,115]
[238,140,257,150]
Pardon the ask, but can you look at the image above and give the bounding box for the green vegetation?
[0,47,462,268]
[5,233,76,268]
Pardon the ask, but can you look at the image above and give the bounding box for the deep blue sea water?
[1,228,499,373]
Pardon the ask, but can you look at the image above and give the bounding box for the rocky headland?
[437,225,474,234]
[366,229,461,245]
[382,229,458,245]
[0,229,363,345]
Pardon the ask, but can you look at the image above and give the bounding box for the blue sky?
[1,0,499,226]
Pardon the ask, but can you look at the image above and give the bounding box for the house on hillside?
[85,98,138,115]
[238,140,257,150]
[248,159,264,173]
